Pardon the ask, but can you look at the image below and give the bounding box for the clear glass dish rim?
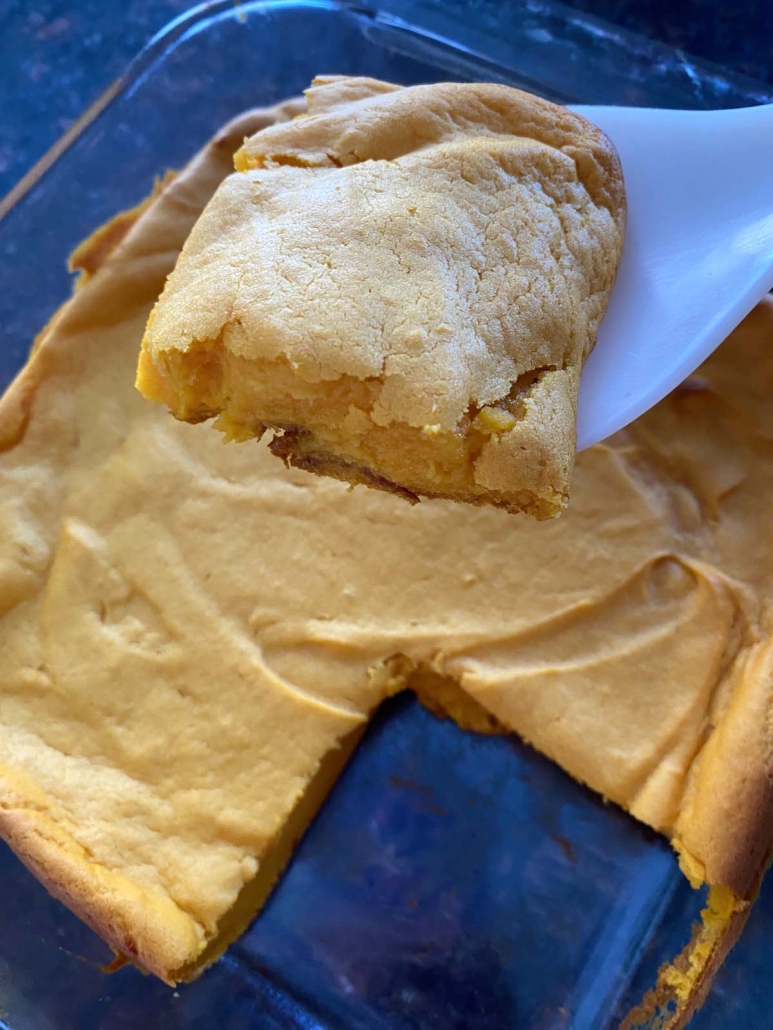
[2,0,772,224]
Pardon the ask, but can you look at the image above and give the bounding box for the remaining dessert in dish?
[1,99,772,1028]
[137,76,625,518]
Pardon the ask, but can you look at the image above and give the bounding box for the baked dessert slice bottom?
[1,105,772,1029]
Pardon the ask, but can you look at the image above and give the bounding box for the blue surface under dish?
[1,3,773,1028]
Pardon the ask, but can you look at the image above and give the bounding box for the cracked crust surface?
[2,97,773,1012]
[137,76,625,518]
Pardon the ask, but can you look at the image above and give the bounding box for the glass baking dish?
[1,3,772,1027]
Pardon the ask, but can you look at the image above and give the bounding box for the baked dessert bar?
[137,76,625,518]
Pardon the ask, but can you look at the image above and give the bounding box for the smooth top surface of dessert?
[137,76,625,518]
[0,101,771,990]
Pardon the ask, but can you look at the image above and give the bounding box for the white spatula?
[571,103,773,449]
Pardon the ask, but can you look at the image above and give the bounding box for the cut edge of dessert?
[136,343,578,520]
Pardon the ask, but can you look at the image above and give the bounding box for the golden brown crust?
[0,799,204,981]
[621,886,753,1030]
[138,75,625,518]
[670,901,751,1028]
[268,427,561,519]
[269,429,422,505]
[674,638,773,899]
